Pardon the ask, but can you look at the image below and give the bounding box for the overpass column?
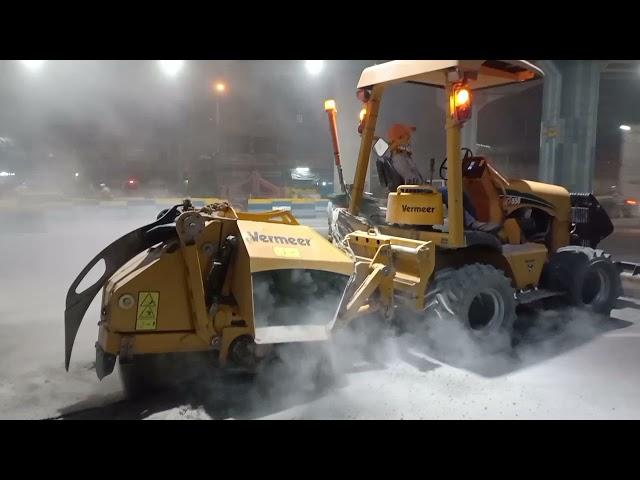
[538,60,562,184]
[538,60,602,192]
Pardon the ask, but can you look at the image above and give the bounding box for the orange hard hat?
[387,124,416,143]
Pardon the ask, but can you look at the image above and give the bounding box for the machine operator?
[386,123,500,234]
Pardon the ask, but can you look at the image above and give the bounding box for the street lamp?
[158,60,185,77]
[212,81,228,153]
[620,124,631,131]
[213,81,227,127]
[20,60,45,72]
[305,60,324,76]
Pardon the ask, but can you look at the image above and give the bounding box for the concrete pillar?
[538,60,602,192]
[538,60,562,184]
[620,127,640,199]
[560,60,602,192]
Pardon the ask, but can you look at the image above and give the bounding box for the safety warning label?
[136,291,159,330]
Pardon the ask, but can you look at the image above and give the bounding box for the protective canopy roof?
[357,60,543,90]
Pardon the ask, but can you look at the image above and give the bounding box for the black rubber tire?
[253,345,336,399]
[118,352,213,399]
[311,352,336,394]
[119,355,168,399]
[424,264,517,353]
[543,247,621,316]
[327,311,389,370]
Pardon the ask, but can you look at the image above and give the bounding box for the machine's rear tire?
[424,264,517,353]
[543,248,621,316]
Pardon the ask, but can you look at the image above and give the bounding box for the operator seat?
[376,150,502,240]
[376,153,405,192]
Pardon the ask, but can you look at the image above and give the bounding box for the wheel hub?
[582,268,610,306]
[468,288,505,331]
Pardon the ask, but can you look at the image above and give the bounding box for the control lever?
[429,158,435,185]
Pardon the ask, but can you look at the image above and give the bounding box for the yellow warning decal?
[136,291,159,330]
[273,247,300,258]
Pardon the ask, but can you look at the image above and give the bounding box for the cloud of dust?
[395,303,615,378]
[228,290,619,419]
[0,207,165,418]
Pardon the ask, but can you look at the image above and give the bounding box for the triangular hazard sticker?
[139,293,156,307]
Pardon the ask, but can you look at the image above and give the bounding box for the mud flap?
[95,343,117,380]
[64,205,181,370]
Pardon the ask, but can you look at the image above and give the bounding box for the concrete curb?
[621,272,640,299]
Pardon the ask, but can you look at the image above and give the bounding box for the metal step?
[616,261,640,276]
[516,288,564,305]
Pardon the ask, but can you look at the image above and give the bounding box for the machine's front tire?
[118,352,213,399]
[119,355,168,399]
[424,264,517,353]
[253,345,337,399]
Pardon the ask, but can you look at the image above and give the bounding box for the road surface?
[0,206,639,419]
[601,217,640,263]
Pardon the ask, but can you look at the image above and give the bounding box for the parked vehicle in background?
[597,186,639,218]
[123,177,140,193]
